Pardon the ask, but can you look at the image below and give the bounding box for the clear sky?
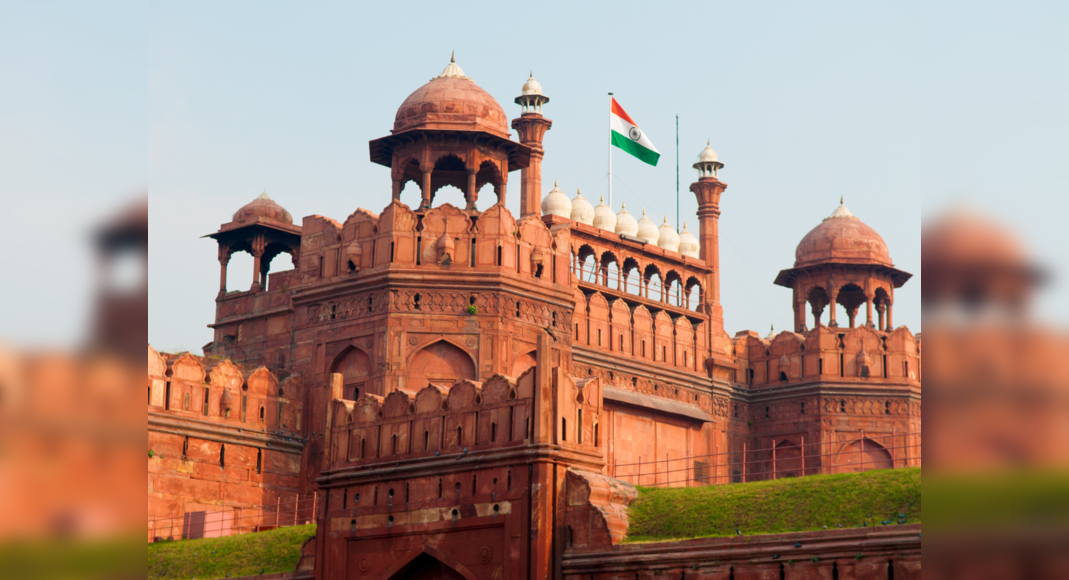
[5,2,1067,351]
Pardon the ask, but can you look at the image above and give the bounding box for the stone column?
[886,300,894,329]
[218,250,230,298]
[420,170,433,210]
[877,302,887,331]
[391,179,401,201]
[465,170,477,211]
[250,235,266,292]
[794,288,806,332]
[865,292,875,327]
[828,288,839,327]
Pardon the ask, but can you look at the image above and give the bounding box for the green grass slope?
[148,524,315,580]
[626,468,920,542]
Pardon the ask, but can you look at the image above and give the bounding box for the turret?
[512,73,553,218]
[689,141,727,323]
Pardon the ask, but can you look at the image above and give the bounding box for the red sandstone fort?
[148,57,921,579]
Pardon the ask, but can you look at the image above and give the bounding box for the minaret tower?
[690,141,727,326]
[512,73,552,218]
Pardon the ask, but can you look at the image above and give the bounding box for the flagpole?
[675,114,679,232]
[608,92,613,208]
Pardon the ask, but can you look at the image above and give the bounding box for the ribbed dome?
[570,188,594,225]
[794,200,891,268]
[765,325,776,340]
[393,55,509,138]
[615,203,638,237]
[232,192,292,225]
[678,222,700,258]
[541,180,571,218]
[593,196,617,232]
[698,141,719,163]
[635,208,659,244]
[521,72,543,95]
[657,216,680,252]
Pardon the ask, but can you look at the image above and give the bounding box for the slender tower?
[690,141,727,331]
[512,73,552,218]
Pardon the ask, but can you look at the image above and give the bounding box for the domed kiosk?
[774,199,912,331]
[208,192,301,294]
[368,54,534,211]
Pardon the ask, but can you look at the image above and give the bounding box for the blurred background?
[1,1,1068,578]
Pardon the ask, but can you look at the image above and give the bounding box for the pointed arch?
[381,546,480,580]
[330,345,372,400]
[408,340,476,391]
[834,438,893,473]
[510,350,537,378]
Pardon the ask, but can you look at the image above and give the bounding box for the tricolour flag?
[610,97,660,166]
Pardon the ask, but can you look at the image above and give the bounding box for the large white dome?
[593,196,617,232]
[657,216,680,252]
[678,221,700,258]
[570,188,594,225]
[541,180,571,218]
[636,208,659,244]
[615,202,638,237]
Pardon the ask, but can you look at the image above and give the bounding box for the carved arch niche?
[510,350,537,378]
[408,340,477,392]
[332,345,372,400]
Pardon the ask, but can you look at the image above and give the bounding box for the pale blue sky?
[4,2,1067,350]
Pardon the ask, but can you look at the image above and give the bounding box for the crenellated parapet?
[733,323,920,388]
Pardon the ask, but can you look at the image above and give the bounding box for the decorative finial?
[577,187,582,196]
[642,208,648,216]
[707,139,710,145]
[663,216,668,223]
[554,179,558,187]
[529,70,533,77]
[451,50,455,63]
[600,195,604,203]
[840,195,844,205]
[621,201,627,209]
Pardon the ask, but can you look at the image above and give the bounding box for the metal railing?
[148,491,319,543]
[611,429,920,487]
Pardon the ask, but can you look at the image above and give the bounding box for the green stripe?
[611,130,660,166]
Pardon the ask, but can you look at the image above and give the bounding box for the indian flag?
[610,97,660,166]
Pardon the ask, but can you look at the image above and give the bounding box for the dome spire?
[435,52,468,80]
[824,198,856,221]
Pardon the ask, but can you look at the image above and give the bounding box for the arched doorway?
[409,341,476,391]
[388,552,467,580]
[833,438,893,473]
[331,346,371,400]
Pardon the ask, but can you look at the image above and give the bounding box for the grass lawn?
[626,468,920,542]
[147,524,315,580]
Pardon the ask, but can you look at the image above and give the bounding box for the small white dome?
[434,51,468,80]
[823,196,856,221]
[541,180,571,218]
[698,140,719,163]
[615,202,638,237]
[570,188,594,225]
[678,221,700,258]
[766,325,776,340]
[636,208,659,244]
[593,196,617,232]
[657,216,680,252]
[521,72,543,95]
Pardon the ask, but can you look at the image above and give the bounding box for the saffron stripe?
[610,98,637,127]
